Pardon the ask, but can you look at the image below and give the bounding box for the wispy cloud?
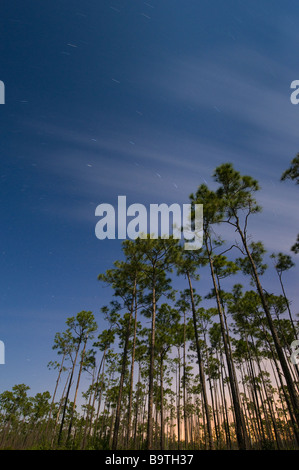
[132,44,299,168]
[18,41,299,257]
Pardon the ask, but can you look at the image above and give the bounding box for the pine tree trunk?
[205,237,250,450]
[146,274,156,450]
[126,291,138,448]
[183,310,188,449]
[85,347,107,446]
[67,335,89,445]
[112,277,137,450]
[57,341,81,446]
[160,357,165,450]
[177,348,182,450]
[45,353,66,439]
[236,222,299,433]
[277,272,298,339]
[259,318,299,446]
[187,271,214,449]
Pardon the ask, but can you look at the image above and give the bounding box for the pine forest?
[1,158,299,451]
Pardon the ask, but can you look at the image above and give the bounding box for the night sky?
[0,1,299,397]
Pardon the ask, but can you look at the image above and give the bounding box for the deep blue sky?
[1,1,299,398]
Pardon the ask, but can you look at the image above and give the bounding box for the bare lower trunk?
[205,237,249,450]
